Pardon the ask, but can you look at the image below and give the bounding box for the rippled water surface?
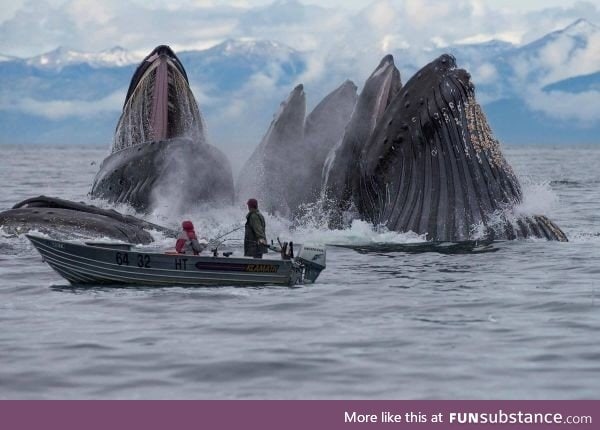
[1,144,599,399]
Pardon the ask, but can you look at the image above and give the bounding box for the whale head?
[112,45,206,153]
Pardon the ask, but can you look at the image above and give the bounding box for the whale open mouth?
[112,45,205,153]
[89,45,234,213]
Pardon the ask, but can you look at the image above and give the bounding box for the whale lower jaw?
[91,137,234,213]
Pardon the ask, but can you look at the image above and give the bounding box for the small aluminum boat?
[26,234,326,287]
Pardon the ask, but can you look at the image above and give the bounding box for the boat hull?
[27,235,300,287]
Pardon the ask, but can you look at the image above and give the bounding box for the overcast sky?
[1,0,598,57]
[0,0,586,20]
[300,0,584,11]
[1,0,598,146]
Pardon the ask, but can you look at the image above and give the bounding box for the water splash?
[514,179,560,216]
[292,219,426,246]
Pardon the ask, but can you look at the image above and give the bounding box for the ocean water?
[0,144,599,399]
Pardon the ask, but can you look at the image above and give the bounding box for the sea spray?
[514,179,560,217]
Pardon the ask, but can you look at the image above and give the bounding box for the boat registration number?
[115,252,151,268]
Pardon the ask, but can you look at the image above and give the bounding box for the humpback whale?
[238,80,357,215]
[1,46,231,243]
[301,80,358,209]
[91,45,234,213]
[327,54,567,241]
[0,47,567,246]
[323,55,402,225]
[237,83,306,215]
[0,196,174,244]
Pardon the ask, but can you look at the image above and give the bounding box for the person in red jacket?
[175,220,207,255]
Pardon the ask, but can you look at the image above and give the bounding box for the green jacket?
[244,209,267,257]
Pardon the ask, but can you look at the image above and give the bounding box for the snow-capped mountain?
[206,39,298,58]
[0,39,308,148]
[508,18,599,86]
[25,46,142,69]
[0,19,598,148]
[178,39,305,92]
[0,54,18,62]
[521,18,598,52]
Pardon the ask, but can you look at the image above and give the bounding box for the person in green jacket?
[244,198,267,258]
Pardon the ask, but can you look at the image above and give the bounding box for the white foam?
[291,219,426,246]
[144,201,427,249]
[6,175,568,253]
[565,232,600,243]
[514,179,560,216]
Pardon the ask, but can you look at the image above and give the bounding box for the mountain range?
[0,18,598,166]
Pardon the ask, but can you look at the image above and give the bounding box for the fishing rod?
[208,225,244,255]
[210,225,244,243]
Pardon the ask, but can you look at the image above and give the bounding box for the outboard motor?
[295,244,326,283]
